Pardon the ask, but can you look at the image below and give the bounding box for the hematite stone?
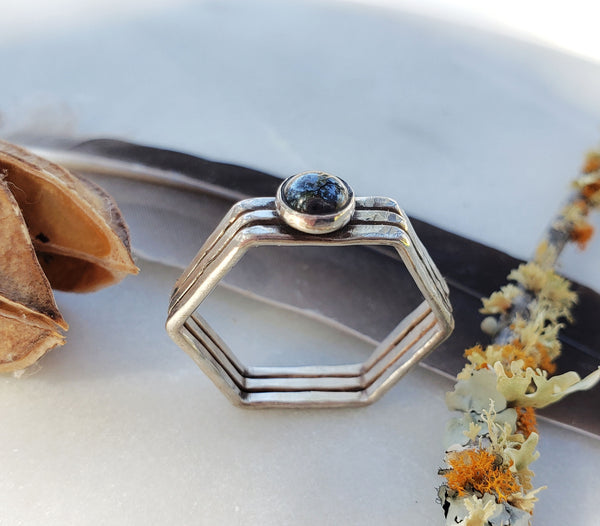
[282,172,349,215]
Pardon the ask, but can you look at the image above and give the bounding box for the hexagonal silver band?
[166,196,453,407]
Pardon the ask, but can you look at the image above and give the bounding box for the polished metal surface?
[166,187,454,407]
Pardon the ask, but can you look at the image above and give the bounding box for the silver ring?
[166,171,453,408]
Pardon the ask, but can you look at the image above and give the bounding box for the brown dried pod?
[0,177,66,371]
[0,140,138,291]
[0,140,138,372]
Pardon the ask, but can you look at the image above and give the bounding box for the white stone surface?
[1,1,599,524]
[1,260,598,525]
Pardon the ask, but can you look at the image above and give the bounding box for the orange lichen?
[515,406,537,438]
[501,341,556,374]
[502,343,536,371]
[444,449,520,503]
[570,221,594,249]
[464,345,484,359]
[582,181,600,200]
[532,343,557,374]
[464,345,490,370]
[464,342,557,375]
[582,153,600,174]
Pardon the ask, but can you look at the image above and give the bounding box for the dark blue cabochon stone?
[282,172,349,215]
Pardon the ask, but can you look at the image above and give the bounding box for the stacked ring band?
[166,171,454,407]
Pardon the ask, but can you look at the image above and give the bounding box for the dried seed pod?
[0,177,65,372]
[0,140,139,372]
[0,140,139,292]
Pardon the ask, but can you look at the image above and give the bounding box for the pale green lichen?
[508,486,546,515]
[440,489,531,526]
[446,369,507,414]
[444,408,517,450]
[494,361,600,409]
[457,495,502,525]
[480,400,518,459]
[464,422,482,443]
[505,432,540,473]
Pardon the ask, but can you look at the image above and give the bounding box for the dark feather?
[23,137,600,435]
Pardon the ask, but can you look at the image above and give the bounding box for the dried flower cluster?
[438,149,600,525]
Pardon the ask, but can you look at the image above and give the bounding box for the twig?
[438,149,600,525]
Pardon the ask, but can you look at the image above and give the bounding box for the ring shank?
[166,196,453,407]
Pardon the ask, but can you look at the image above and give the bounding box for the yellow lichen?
[505,263,577,317]
[537,272,577,312]
[510,314,562,360]
[534,239,557,268]
[507,263,547,292]
[480,284,521,314]
[561,199,588,226]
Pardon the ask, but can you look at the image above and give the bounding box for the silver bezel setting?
[275,171,355,234]
[166,193,453,408]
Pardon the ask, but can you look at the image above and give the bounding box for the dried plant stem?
[438,150,600,525]
[493,169,600,346]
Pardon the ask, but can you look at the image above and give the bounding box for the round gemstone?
[282,172,350,215]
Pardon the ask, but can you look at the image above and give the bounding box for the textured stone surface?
[282,172,350,215]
